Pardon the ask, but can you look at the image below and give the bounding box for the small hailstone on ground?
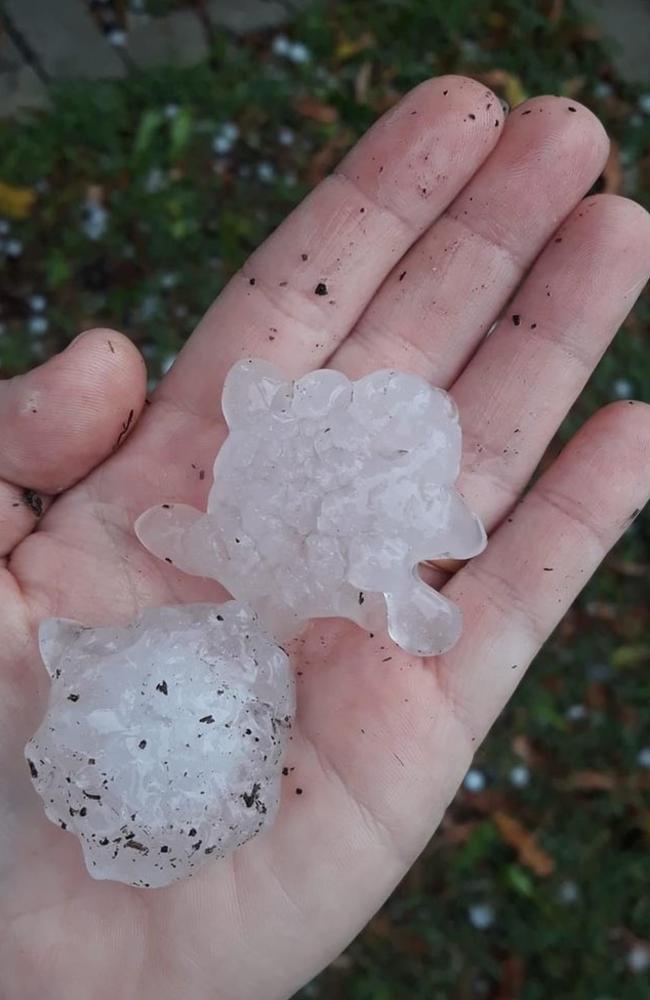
[28,315,49,336]
[137,293,159,321]
[272,34,291,57]
[5,238,23,257]
[638,94,650,115]
[108,27,127,47]
[463,768,486,793]
[25,603,294,889]
[159,271,178,289]
[287,42,311,64]
[213,123,240,156]
[28,294,47,312]
[81,201,108,241]
[593,81,613,99]
[627,943,650,973]
[637,747,650,769]
[164,103,179,119]
[257,161,277,183]
[278,126,296,146]
[509,764,530,788]
[0,218,10,235]
[144,166,166,194]
[566,703,588,722]
[557,880,580,905]
[136,360,486,656]
[613,377,634,398]
[468,903,495,930]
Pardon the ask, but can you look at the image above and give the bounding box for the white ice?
[25,602,294,888]
[137,361,486,656]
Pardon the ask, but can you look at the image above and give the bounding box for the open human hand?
[1,76,649,1000]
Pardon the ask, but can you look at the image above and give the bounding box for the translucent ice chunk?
[26,603,294,888]
[137,360,487,657]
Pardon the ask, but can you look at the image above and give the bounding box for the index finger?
[159,76,505,418]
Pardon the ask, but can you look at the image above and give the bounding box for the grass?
[1,1,649,996]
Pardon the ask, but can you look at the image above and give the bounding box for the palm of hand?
[1,77,649,1000]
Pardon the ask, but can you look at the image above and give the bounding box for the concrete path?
[0,0,309,117]
[1,0,649,119]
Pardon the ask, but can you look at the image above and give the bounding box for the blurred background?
[1,1,649,997]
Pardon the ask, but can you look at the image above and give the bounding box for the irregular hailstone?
[26,602,293,888]
[136,361,487,656]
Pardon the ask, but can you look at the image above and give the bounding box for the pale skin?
[1,75,649,1000]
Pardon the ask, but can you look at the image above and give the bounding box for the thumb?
[0,328,146,495]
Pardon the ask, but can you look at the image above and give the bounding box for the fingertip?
[513,94,610,162]
[66,327,148,394]
[409,73,506,129]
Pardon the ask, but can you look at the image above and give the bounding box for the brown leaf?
[608,558,649,578]
[512,734,548,769]
[355,60,373,104]
[436,818,478,846]
[563,771,616,791]
[585,599,617,622]
[495,954,526,1000]
[494,811,555,877]
[602,141,623,194]
[548,0,565,24]
[586,682,609,711]
[294,97,339,124]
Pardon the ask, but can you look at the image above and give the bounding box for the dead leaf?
[86,183,105,203]
[0,179,37,219]
[495,954,526,1000]
[585,599,617,622]
[586,682,608,711]
[335,32,374,61]
[294,97,339,124]
[608,558,649,578]
[436,818,478,846]
[512,734,548,769]
[561,75,586,98]
[494,811,555,877]
[355,60,373,104]
[563,771,616,791]
[548,0,565,24]
[481,69,528,109]
[602,141,623,194]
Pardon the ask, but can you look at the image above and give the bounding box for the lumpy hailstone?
[137,360,487,656]
[26,603,294,888]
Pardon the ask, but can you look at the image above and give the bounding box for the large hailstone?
[25,602,294,888]
[137,360,486,656]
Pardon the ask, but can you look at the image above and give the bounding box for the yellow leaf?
[0,179,37,220]
[482,70,528,109]
[335,32,374,61]
[612,645,650,668]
